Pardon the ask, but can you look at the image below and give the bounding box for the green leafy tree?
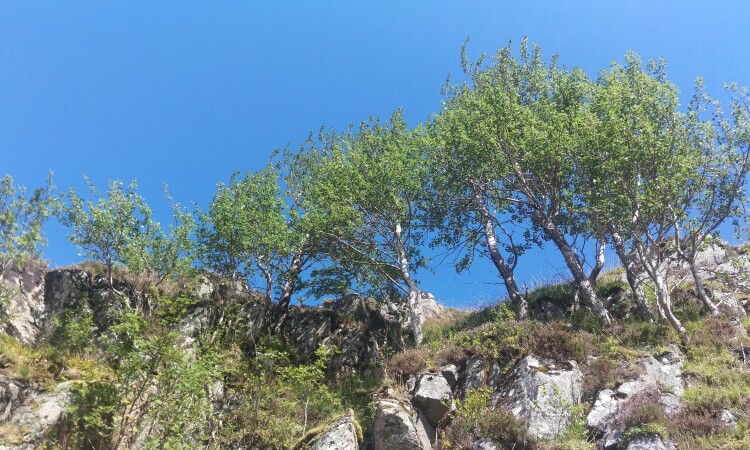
[673,82,750,315]
[449,39,612,323]
[62,178,153,289]
[0,172,57,269]
[291,111,432,344]
[582,54,704,333]
[431,44,539,320]
[196,164,322,333]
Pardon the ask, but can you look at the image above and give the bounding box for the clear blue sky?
[1,2,748,308]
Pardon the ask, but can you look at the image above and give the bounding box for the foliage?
[0,172,57,269]
[62,179,194,292]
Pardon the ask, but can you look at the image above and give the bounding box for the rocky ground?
[1,243,750,449]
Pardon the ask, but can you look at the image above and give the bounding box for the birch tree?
[196,164,321,333]
[673,82,750,316]
[453,39,612,323]
[290,111,432,345]
[430,76,533,320]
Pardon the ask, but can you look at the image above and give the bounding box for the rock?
[459,357,487,398]
[373,400,431,450]
[586,389,618,432]
[587,346,684,447]
[412,373,454,428]
[441,365,459,387]
[495,355,583,440]
[624,435,676,450]
[719,409,738,427]
[413,291,443,328]
[473,439,501,450]
[305,409,360,450]
[0,379,72,448]
[0,264,47,345]
[176,306,210,349]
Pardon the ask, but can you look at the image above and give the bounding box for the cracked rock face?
[307,409,360,450]
[495,355,583,440]
[373,400,432,450]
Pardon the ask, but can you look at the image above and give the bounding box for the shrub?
[386,348,429,380]
[618,391,669,442]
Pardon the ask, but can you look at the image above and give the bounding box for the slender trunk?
[612,232,654,322]
[395,222,422,346]
[589,238,606,288]
[537,214,612,324]
[687,255,720,316]
[273,250,304,335]
[477,201,528,320]
[655,272,685,334]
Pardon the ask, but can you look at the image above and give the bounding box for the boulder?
[373,399,432,450]
[494,355,583,440]
[304,409,360,450]
[412,373,454,428]
[0,264,46,345]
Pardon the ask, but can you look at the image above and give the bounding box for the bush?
[386,348,429,380]
[618,391,669,442]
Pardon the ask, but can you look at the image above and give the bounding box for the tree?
[62,178,153,290]
[291,111,432,345]
[452,39,612,323]
[583,54,700,334]
[673,82,750,316]
[0,172,57,269]
[196,164,322,334]
[431,66,533,320]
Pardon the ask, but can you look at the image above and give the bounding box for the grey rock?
[473,439,501,450]
[413,291,443,328]
[496,355,583,440]
[307,409,360,450]
[586,389,618,432]
[0,265,47,345]
[624,436,676,450]
[441,365,459,387]
[0,379,72,448]
[586,346,684,447]
[373,400,431,450]
[459,357,487,398]
[412,373,454,428]
[719,409,738,427]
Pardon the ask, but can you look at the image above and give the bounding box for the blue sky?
[1,2,748,308]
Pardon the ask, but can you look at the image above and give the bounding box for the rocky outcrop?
[0,375,72,449]
[285,295,410,367]
[412,373,454,428]
[493,355,583,440]
[301,409,360,450]
[372,399,432,450]
[0,265,46,345]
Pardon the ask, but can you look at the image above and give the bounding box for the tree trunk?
[687,255,720,316]
[655,272,685,334]
[538,214,612,324]
[273,250,304,336]
[477,201,528,320]
[612,232,654,322]
[395,222,422,346]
